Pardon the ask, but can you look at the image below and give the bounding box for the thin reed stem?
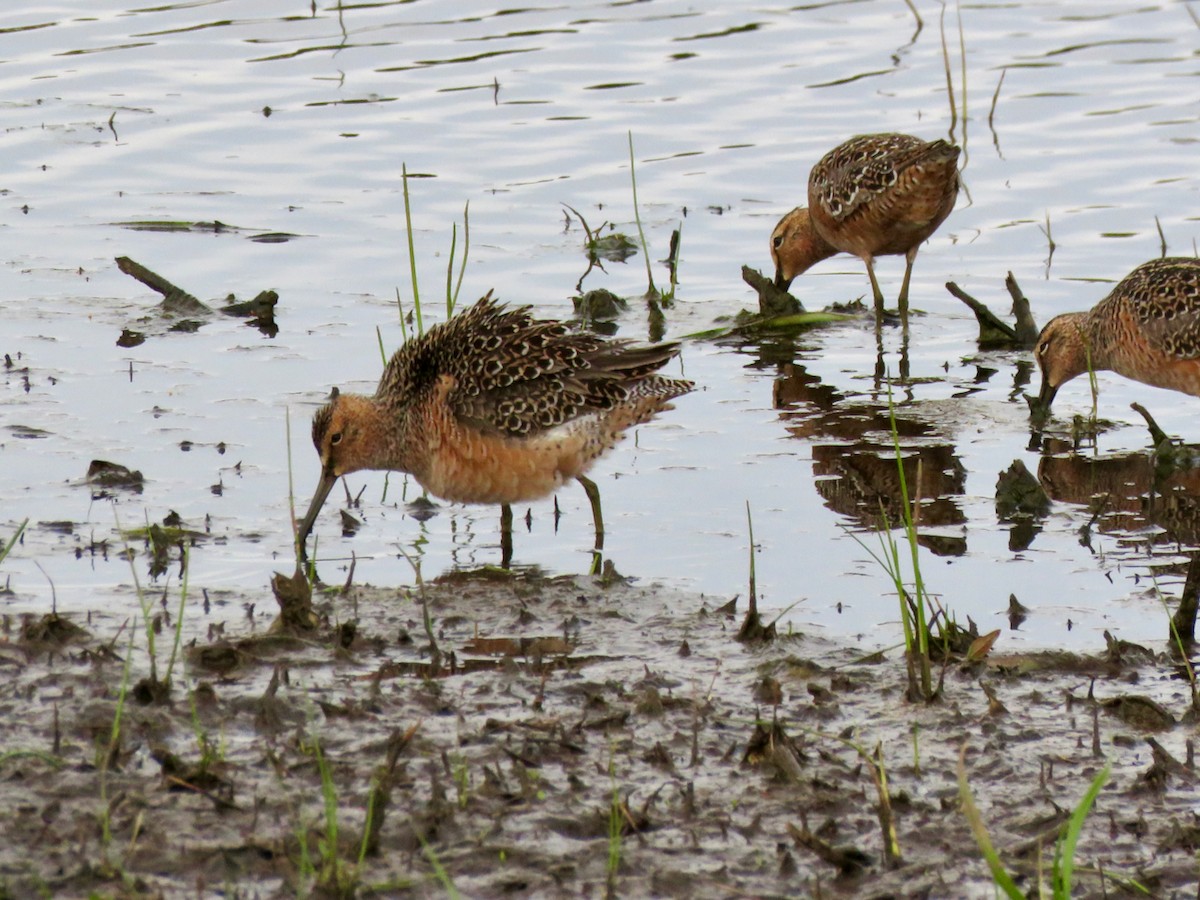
[627,131,657,296]
[401,163,423,336]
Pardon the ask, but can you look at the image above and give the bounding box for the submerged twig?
[946,282,1021,347]
[1003,272,1040,346]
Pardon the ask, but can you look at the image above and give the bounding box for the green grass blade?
[957,747,1025,899]
[627,131,656,295]
[1054,761,1110,898]
[162,544,189,686]
[446,200,470,318]
[401,163,422,336]
[0,518,28,565]
[415,825,461,899]
[445,221,457,319]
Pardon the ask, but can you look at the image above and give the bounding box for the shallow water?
[2,0,1199,650]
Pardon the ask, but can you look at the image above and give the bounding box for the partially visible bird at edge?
[769,132,961,315]
[296,293,693,565]
[1033,257,1200,413]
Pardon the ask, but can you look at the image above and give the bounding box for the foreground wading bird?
[1034,257,1200,412]
[297,293,693,563]
[770,133,960,314]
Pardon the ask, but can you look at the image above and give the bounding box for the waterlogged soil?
[3,569,1200,899]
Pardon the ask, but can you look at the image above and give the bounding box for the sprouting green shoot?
[395,288,409,345]
[416,826,461,899]
[313,739,342,885]
[1085,342,1099,435]
[606,757,623,898]
[114,506,158,686]
[401,163,423,337]
[885,378,933,697]
[357,778,378,867]
[958,745,1024,899]
[1154,572,1198,709]
[627,131,657,297]
[1053,762,1110,897]
[162,544,189,687]
[446,201,470,318]
[99,619,137,856]
[0,518,27,565]
[746,501,757,607]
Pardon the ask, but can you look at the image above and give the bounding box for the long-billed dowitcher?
[1034,257,1200,411]
[770,133,960,314]
[297,293,692,561]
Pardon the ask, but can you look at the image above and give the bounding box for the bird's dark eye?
[772,235,784,249]
[330,432,343,446]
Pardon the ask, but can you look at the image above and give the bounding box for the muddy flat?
[2,567,1196,898]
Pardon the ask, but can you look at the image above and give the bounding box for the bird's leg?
[897,247,918,317]
[500,503,514,568]
[577,475,605,552]
[863,256,885,315]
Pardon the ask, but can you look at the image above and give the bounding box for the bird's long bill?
[296,467,337,558]
[1035,377,1058,413]
[772,267,792,291]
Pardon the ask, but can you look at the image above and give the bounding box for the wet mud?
[3,570,1199,898]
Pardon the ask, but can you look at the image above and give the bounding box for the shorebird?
[770,133,960,313]
[297,293,692,562]
[1034,257,1200,411]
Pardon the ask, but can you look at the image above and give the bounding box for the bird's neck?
[339,392,416,477]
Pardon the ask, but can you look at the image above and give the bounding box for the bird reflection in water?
[772,362,967,557]
[1038,437,1200,550]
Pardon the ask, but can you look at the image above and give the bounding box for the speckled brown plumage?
[298,293,692,557]
[770,133,960,313]
[1035,257,1200,409]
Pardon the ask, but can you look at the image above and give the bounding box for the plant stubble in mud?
[1,569,1200,897]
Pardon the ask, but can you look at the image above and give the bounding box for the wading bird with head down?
[1033,257,1200,414]
[297,293,692,565]
[770,132,960,314]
